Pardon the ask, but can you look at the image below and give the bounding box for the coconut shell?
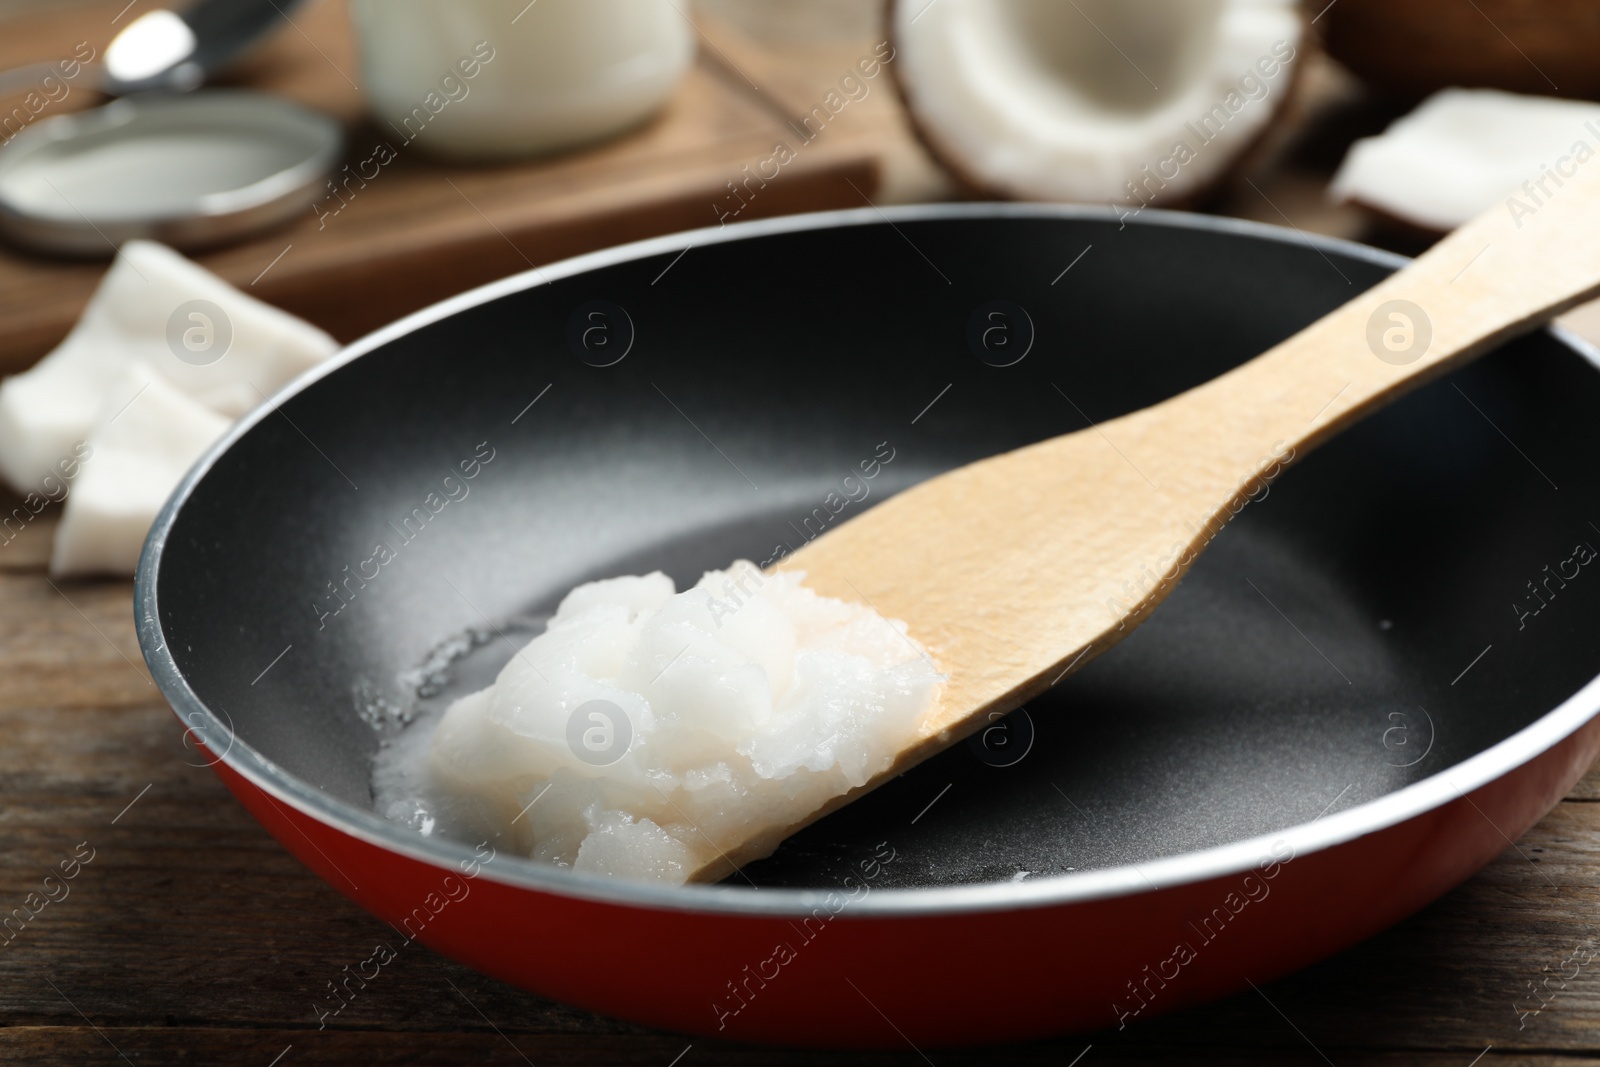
[1320,0,1600,102]
[886,0,1310,209]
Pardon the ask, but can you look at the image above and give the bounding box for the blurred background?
[2,0,1598,377]
[2,0,1598,370]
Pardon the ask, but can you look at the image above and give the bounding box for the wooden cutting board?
[0,0,882,373]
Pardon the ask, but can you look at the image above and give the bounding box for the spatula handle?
[1141,144,1600,487]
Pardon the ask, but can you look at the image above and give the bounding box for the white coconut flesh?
[50,365,231,578]
[1330,88,1600,233]
[0,240,337,575]
[0,239,335,495]
[894,0,1303,203]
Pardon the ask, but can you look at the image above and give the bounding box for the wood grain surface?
[6,4,1600,1064]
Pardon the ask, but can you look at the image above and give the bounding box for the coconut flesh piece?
[892,0,1303,204]
[372,562,944,885]
[50,365,231,578]
[0,239,336,495]
[1330,88,1600,233]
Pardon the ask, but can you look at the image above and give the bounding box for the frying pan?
[135,204,1600,1048]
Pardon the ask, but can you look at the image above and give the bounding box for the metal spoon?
[0,0,306,100]
[0,0,335,255]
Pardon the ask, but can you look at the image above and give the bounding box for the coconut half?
[890,0,1305,207]
[1330,88,1600,233]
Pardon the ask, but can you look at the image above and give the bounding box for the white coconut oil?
[372,561,942,884]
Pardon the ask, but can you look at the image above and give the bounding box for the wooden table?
[6,6,1600,1066]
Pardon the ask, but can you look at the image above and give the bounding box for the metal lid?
[0,89,341,256]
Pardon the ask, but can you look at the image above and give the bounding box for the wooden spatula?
[694,162,1600,881]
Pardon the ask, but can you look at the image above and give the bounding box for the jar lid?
[0,89,341,256]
